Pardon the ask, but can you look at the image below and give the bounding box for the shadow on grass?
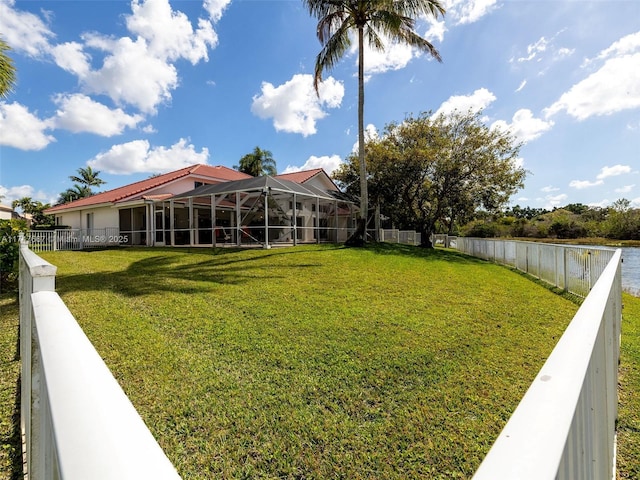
[362,241,486,264]
[53,246,333,297]
[52,243,487,298]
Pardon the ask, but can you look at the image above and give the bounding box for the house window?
[195,181,208,188]
[86,212,94,231]
[55,216,62,226]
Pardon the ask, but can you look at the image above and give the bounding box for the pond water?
[621,247,640,296]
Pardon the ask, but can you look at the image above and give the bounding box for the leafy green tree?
[304,0,445,245]
[69,166,107,192]
[0,219,28,291]
[235,146,277,176]
[0,36,16,98]
[606,199,640,240]
[335,110,525,246]
[11,197,53,227]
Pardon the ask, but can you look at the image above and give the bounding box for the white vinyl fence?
[456,237,616,298]
[456,238,623,479]
[379,229,422,246]
[473,248,622,479]
[18,237,180,479]
[26,228,122,252]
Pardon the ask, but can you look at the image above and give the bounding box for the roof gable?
[275,168,339,191]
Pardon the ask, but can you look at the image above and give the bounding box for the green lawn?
[1,244,638,478]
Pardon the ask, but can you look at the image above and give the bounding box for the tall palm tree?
[235,146,277,176]
[69,166,107,193]
[304,0,445,244]
[57,185,92,204]
[0,36,17,99]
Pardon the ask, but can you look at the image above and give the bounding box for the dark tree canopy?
[334,110,526,246]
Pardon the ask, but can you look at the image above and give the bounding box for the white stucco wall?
[56,206,119,229]
[0,205,13,220]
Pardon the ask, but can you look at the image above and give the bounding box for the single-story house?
[44,164,356,248]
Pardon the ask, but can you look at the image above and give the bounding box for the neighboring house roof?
[275,168,339,191]
[45,164,251,214]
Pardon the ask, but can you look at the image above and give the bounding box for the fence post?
[18,235,57,480]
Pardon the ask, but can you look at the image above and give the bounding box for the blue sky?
[0,0,639,210]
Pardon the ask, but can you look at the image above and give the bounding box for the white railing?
[456,238,616,297]
[431,234,457,248]
[473,248,622,479]
[18,238,180,479]
[379,229,422,246]
[26,228,122,252]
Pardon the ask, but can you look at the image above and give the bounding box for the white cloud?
[356,37,420,80]
[588,199,611,209]
[0,102,55,150]
[569,179,604,189]
[251,74,344,136]
[593,31,640,62]
[432,88,496,117]
[51,94,143,136]
[543,193,568,208]
[541,185,559,193]
[545,32,640,120]
[423,18,446,43]
[0,184,52,205]
[4,0,225,115]
[631,197,640,208]
[615,185,635,194]
[203,0,232,22]
[88,138,209,174]
[126,0,218,64]
[0,0,54,57]
[81,35,179,114]
[51,42,91,77]
[515,80,527,93]
[491,109,554,143]
[282,155,344,176]
[596,164,632,180]
[445,0,499,25]
[516,36,549,63]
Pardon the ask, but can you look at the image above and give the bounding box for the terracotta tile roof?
[275,168,325,184]
[46,164,251,213]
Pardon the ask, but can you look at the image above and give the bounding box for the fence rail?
[456,237,615,298]
[379,229,422,246]
[26,228,122,252]
[18,237,180,479]
[473,248,622,479]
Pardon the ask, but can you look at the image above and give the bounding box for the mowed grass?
[37,244,578,479]
[0,243,628,478]
[619,292,640,479]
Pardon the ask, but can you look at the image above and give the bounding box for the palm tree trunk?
[346,26,368,246]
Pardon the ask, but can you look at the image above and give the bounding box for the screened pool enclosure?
[151,176,356,248]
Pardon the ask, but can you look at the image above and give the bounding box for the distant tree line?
[461,199,640,241]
